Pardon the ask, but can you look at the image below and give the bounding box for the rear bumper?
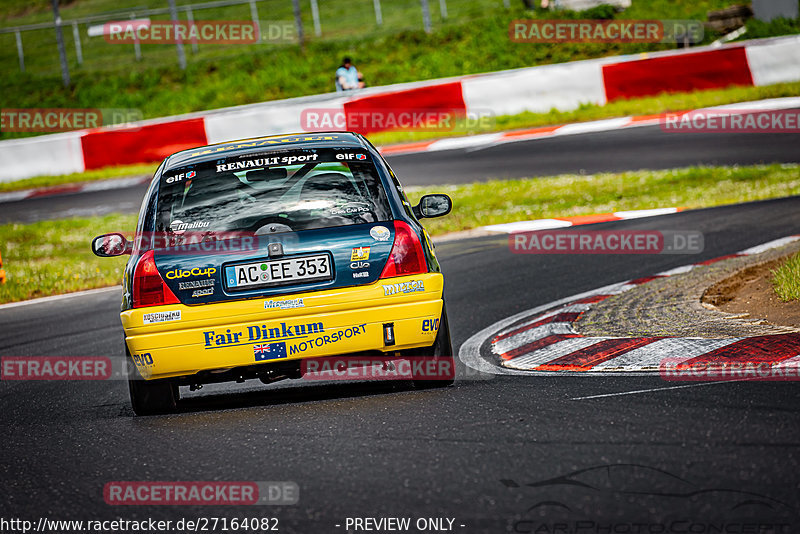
[121,273,444,380]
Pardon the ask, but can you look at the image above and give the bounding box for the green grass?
[742,14,800,41]
[2,163,799,304]
[406,163,800,235]
[1,0,482,32]
[0,214,135,303]
[772,252,800,302]
[1,0,759,141]
[0,163,157,193]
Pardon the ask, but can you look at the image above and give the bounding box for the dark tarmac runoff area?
[2,194,799,532]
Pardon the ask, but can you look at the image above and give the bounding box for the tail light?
[379,221,428,279]
[132,250,180,308]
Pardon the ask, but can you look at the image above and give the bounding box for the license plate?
[225,254,332,290]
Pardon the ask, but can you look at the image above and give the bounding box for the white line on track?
[389,97,800,157]
[570,380,742,400]
[0,285,121,310]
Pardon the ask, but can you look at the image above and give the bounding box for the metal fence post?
[248,0,261,44]
[420,0,432,32]
[291,0,305,47]
[373,0,383,25]
[72,22,83,65]
[131,13,142,61]
[50,0,71,87]
[186,8,199,52]
[310,0,322,37]
[167,0,187,70]
[14,30,25,72]
[439,0,448,20]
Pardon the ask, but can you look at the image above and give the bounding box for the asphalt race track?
[2,119,800,223]
[2,195,800,532]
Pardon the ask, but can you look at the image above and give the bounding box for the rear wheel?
[127,348,179,415]
[412,302,455,389]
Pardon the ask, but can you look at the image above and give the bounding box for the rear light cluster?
[131,222,424,305]
[132,250,180,308]
[379,221,428,279]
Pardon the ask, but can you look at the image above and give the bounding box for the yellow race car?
[92,132,454,415]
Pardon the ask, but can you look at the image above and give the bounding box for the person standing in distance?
[335,57,365,91]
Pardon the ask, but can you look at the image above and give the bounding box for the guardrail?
[1,34,798,183]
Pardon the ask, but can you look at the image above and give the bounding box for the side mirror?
[92,233,131,257]
[414,194,452,219]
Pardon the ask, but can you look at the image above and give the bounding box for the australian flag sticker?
[254,342,287,361]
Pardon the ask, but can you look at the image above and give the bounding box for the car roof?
[165,131,369,170]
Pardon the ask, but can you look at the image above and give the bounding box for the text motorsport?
[103,481,298,505]
[203,322,369,359]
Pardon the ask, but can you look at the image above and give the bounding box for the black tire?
[413,302,455,389]
[127,348,179,416]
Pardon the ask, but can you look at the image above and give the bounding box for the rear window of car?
[156,148,392,235]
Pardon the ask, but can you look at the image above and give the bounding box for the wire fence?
[0,0,512,78]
